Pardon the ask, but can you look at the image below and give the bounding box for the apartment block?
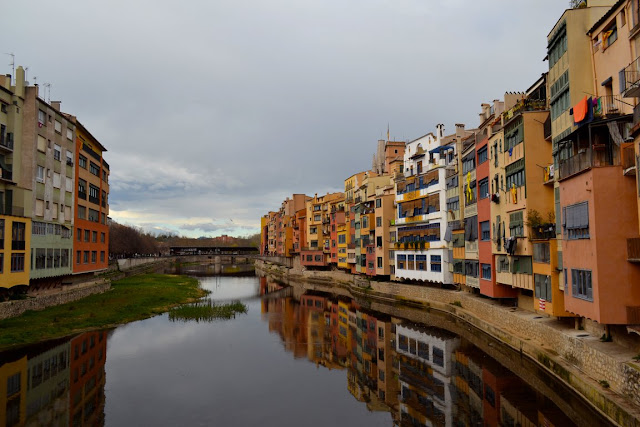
[394,125,455,284]
[0,69,31,290]
[72,120,109,274]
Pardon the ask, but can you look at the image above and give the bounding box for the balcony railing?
[0,133,14,151]
[597,95,628,117]
[623,56,640,98]
[503,98,547,122]
[628,238,640,263]
[558,151,592,180]
[0,167,12,182]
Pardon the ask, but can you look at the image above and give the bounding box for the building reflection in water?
[260,277,580,427]
[0,330,107,427]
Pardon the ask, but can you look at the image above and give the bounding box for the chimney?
[51,101,61,111]
[436,124,445,140]
[455,123,466,140]
[15,66,25,98]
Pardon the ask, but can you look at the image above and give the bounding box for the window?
[92,231,97,242]
[11,253,24,272]
[67,128,73,140]
[11,222,25,250]
[36,165,45,182]
[478,178,489,199]
[465,216,478,241]
[510,256,533,274]
[100,251,105,262]
[375,198,381,208]
[376,236,382,247]
[397,254,406,269]
[462,151,476,173]
[509,211,524,237]
[377,257,382,268]
[572,269,592,301]
[83,251,89,264]
[66,150,73,165]
[310,226,317,234]
[533,242,550,263]
[313,214,321,222]
[76,250,81,264]
[89,184,100,204]
[477,146,488,164]
[53,144,61,160]
[88,208,99,222]
[79,155,87,169]
[431,255,442,272]
[38,109,46,124]
[480,221,490,241]
[54,120,62,133]
[90,162,100,176]
[433,347,444,367]
[535,274,552,302]
[35,248,46,269]
[78,205,86,220]
[505,158,525,189]
[563,202,589,239]
[78,179,87,199]
[548,24,567,68]
[91,251,97,263]
[604,22,618,48]
[481,263,492,280]
[465,260,479,277]
[84,230,90,242]
[376,216,382,227]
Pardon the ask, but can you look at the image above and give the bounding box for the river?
[0,273,614,426]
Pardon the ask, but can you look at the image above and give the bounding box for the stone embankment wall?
[256,259,640,426]
[0,280,110,320]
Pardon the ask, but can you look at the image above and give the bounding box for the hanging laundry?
[466,172,472,203]
[573,96,589,123]
[593,97,603,117]
[607,121,624,146]
[510,183,517,204]
[508,147,513,156]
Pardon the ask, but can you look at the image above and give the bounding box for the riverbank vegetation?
[169,300,247,322]
[0,274,207,350]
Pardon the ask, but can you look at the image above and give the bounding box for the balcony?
[597,95,629,118]
[623,56,640,98]
[0,166,13,183]
[0,132,13,152]
[628,238,640,263]
[623,144,636,176]
[502,98,547,123]
[0,205,24,216]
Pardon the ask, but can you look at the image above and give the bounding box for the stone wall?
[117,257,164,271]
[0,281,110,320]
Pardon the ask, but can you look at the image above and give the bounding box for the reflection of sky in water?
[104,276,390,426]
[199,276,260,301]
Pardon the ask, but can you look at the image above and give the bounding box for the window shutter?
[586,271,593,300]
[571,269,577,296]
[535,275,541,298]
[620,69,627,94]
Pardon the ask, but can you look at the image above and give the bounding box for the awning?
[429,145,455,154]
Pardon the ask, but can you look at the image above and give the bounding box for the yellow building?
[0,215,31,289]
[0,355,27,427]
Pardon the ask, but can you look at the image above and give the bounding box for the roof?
[587,0,626,35]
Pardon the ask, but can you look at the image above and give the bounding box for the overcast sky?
[4,0,569,238]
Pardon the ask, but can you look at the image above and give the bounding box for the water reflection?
[0,331,107,427]
[259,277,604,426]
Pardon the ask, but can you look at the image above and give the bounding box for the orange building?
[69,331,107,426]
[72,120,109,274]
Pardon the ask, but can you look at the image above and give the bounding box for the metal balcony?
[623,56,640,98]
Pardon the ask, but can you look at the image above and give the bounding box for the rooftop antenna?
[4,52,14,84]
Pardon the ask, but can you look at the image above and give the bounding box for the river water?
[0,274,614,426]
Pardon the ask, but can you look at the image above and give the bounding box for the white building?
[394,124,456,284]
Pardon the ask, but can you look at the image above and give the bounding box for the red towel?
[573,95,588,122]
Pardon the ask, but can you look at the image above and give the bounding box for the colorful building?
[72,120,109,274]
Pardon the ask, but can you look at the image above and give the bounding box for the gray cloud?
[4,0,569,236]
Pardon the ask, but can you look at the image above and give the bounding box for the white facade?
[394,125,455,284]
